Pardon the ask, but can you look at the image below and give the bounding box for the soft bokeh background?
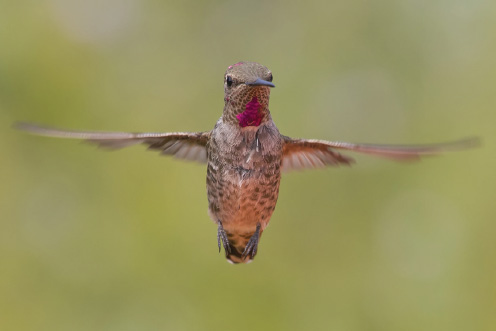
[1,0,495,330]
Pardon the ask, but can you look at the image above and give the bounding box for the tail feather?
[223,229,262,264]
[226,245,253,264]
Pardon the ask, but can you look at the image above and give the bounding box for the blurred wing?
[282,136,479,172]
[281,137,355,171]
[16,122,211,163]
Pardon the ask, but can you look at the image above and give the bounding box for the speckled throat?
[223,86,271,127]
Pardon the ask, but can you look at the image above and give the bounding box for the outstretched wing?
[281,135,479,172]
[16,122,211,163]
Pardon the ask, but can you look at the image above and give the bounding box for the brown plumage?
[16,61,479,264]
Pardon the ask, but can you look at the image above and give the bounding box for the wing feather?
[16,122,211,163]
[282,135,479,172]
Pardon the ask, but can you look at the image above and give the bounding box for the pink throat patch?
[236,96,262,127]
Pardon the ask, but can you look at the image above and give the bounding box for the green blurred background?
[1,0,495,330]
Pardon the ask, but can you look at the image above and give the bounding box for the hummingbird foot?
[217,222,231,254]
[242,223,261,259]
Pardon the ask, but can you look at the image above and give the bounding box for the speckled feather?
[205,62,284,263]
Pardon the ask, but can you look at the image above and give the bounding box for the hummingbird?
[17,61,478,264]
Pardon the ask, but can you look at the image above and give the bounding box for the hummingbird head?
[223,62,275,128]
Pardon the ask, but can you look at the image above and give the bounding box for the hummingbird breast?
[206,118,283,257]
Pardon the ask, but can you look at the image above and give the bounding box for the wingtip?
[462,136,482,149]
[13,122,53,136]
[13,121,33,132]
[438,136,482,152]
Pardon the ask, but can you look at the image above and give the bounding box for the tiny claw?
[217,231,221,253]
[242,223,261,259]
[217,222,231,254]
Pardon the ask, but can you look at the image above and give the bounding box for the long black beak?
[246,78,275,88]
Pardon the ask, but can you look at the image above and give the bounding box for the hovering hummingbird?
[17,61,478,264]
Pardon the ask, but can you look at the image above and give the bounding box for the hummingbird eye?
[268,74,273,82]
[226,76,233,87]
